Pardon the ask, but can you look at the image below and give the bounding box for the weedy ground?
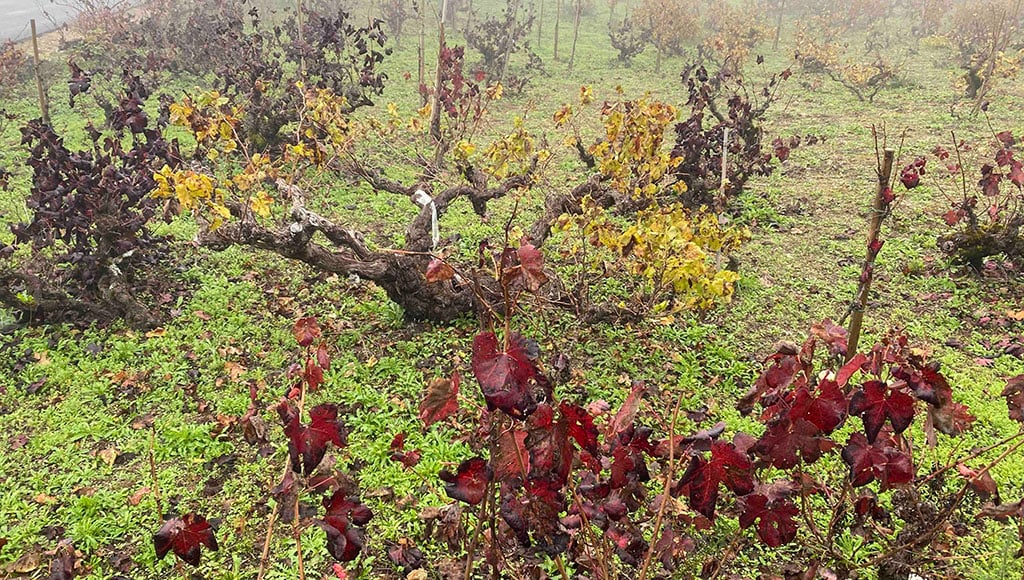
[0,1,1023,578]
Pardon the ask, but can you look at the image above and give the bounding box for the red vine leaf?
[842,432,913,490]
[440,457,492,505]
[389,432,422,468]
[494,428,530,479]
[606,381,645,437]
[752,417,835,469]
[292,317,321,347]
[836,353,867,387]
[810,319,848,356]
[957,464,999,501]
[675,440,754,520]
[320,491,373,562]
[513,241,548,292]
[559,402,599,453]
[317,342,331,370]
[849,380,915,443]
[425,258,456,283]
[419,372,460,427]
[788,380,847,434]
[153,513,218,566]
[305,357,325,391]
[1001,375,1024,423]
[471,332,547,418]
[738,488,799,547]
[278,402,346,475]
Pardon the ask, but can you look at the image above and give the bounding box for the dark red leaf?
[271,471,298,517]
[675,441,754,520]
[606,381,645,437]
[387,538,424,572]
[739,492,798,547]
[153,513,218,566]
[560,402,599,453]
[811,319,849,356]
[320,491,373,562]
[957,464,999,501]
[752,417,834,469]
[899,159,924,189]
[419,372,460,427]
[425,258,456,283]
[471,332,547,418]
[389,432,422,468]
[440,458,491,505]
[1001,375,1024,423]
[849,380,915,443]
[789,380,847,434]
[842,432,913,490]
[390,432,406,451]
[528,404,575,484]
[976,499,1023,521]
[607,525,648,565]
[48,539,76,580]
[317,343,331,371]
[278,402,346,475]
[1009,161,1024,187]
[515,241,548,292]
[739,352,802,415]
[293,317,321,347]
[305,357,324,391]
[653,526,695,571]
[494,428,530,479]
[499,478,567,548]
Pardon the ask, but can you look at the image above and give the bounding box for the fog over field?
[1,0,74,41]
[0,0,1023,578]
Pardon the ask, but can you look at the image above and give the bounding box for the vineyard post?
[498,0,519,84]
[772,0,785,50]
[846,148,894,360]
[554,0,561,60]
[568,0,581,71]
[718,125,728,214]
[30,19,50,125]
[429,0,449,142]
[537,0,543,48]
[418,7,426,101]
[297,0,306,76]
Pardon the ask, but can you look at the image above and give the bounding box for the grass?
[1,0,1024,577]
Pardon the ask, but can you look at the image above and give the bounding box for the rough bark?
[0,269,158,329]
[195,172,531,322]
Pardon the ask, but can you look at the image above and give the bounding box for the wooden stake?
[537,0,543,48]
[553,0,561,61]
[719,125,729,214]
[428,0,449,142]
[297,0,306,76]
[772,0,785,51]
[498,0,519,85]
[568,0,581,71]
[846,148,895,361]
[30,19,49,125]
[418,9,426,102]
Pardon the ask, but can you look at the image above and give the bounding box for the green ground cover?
[1,0,1023,577]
